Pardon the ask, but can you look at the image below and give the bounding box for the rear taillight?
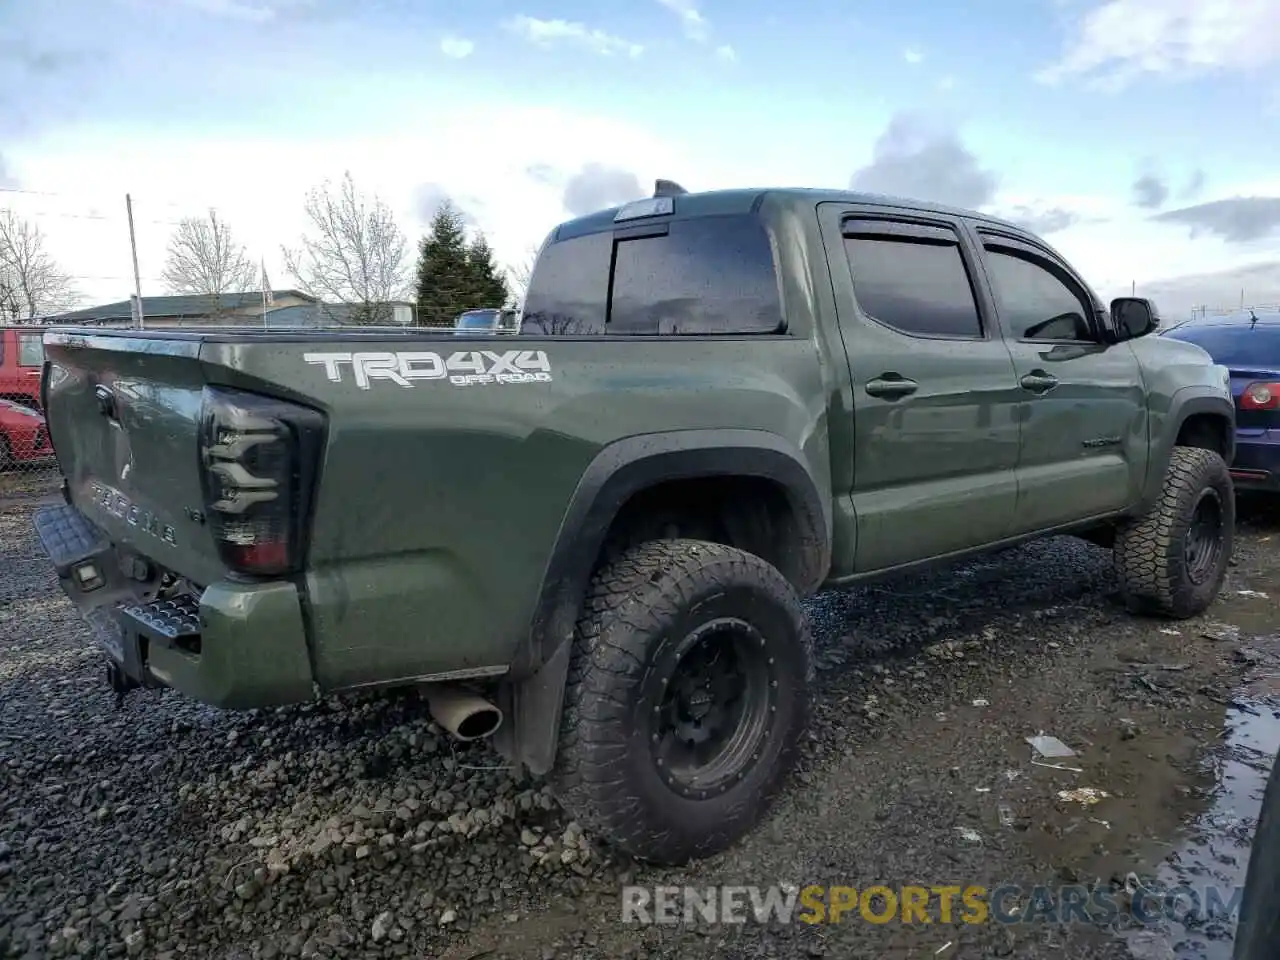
[1241,382,1280,411]
[198,387,325,577]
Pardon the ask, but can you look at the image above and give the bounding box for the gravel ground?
[1,496,1278,960]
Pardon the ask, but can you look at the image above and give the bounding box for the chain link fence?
[0,319,57,503]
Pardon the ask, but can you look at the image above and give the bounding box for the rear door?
[819,205,1023,573]
[969,228,1148,532]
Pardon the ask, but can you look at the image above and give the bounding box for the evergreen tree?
[415,201,472,326]
[464,234,510,311]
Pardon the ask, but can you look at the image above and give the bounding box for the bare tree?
[0,209,79,321]
[161,210,257,297]
[504,244,541,309]
[282,172,410,324]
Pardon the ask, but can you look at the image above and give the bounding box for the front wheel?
[1113,446,1234,619]
[549,538,812,865]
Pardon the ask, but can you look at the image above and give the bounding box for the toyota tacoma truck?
[33,183,1237,865]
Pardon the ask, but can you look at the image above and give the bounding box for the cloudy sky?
[3,0,1280,316]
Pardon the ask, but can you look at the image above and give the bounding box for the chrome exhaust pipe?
[424,685,503,741]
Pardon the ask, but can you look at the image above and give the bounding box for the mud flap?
[492,637,573,777]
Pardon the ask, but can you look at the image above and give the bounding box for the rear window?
[18,334,43,367]
[519,214,783,336]
[1163,322,1280,367]
[457,311,499,330]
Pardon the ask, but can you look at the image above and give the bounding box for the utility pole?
[126,193,145,329]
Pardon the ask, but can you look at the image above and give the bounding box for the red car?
[0,397,52,470]
[0,325,47,410]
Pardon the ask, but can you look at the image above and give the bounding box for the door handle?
[1019,371,1059,394]
[865,375,919,399]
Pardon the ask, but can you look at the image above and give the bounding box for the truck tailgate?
[42,330,226,587]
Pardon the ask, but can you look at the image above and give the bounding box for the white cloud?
[715,44,737,63]
[991,176,1280,313]
[656,0,709,42]
[7,104,691,303]
[439,35,474,60]
[903,47,924,64]
[502,15,644,58]
[1038,0,1280,89]
[170,0,308,22]
[937,76,956,91]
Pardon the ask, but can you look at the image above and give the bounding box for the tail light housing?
[198,387,325,577]
[1240,382,1280,411]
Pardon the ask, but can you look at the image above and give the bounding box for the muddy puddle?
[1120,701,1280,959]
[1113,591,1280,960]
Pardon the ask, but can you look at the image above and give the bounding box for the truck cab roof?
[553,186,1031,243]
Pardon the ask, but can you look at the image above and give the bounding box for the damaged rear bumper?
[33,501,316,709]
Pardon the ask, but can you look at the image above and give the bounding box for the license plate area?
[84,607,152,683]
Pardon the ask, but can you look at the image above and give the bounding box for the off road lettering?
[303,350,553,389]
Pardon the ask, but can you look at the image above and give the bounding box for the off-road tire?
[1113,446,1234,618]
[0,436,12,472]
[548,538,812,865]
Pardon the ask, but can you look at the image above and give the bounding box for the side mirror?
[1110,297,1159,341]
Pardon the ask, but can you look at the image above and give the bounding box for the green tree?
[464,234,510,312]
[415,201,472,326]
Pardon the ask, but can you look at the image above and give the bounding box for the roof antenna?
[654,179,688,198]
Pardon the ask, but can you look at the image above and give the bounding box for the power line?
[0,186,192,209]
[6,208,184,226]
[63,275,168,283]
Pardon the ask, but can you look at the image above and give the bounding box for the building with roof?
[46,292,417,328]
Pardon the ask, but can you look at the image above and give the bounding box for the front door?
[970,230,1149,533]
[820,207,1024,573]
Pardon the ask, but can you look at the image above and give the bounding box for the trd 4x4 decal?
[303,350,553,389]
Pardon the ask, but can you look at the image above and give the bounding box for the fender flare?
[494,428,830,776]
[1139,388,1236,510]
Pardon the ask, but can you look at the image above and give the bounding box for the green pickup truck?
[34,184,1236,865]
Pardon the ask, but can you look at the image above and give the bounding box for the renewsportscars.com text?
[620,883,1244,926]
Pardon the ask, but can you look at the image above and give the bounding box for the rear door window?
[18,334,43,367]
[841,223,984,339]
[519,214,783,336]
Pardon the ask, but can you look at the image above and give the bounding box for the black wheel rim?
[1184,488,1225,585]
[649,617,776,800]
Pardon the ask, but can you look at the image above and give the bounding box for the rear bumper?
[32,502,315,709]
[1231,432,1280,493]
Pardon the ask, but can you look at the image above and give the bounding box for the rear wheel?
[549,538,812,865]
[0,436,13,472]
[1113,446,1234,618]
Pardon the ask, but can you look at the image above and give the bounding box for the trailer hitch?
[107,663,140,709]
